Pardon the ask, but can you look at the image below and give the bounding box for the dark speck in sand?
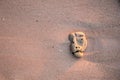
[35,20,39,22]
[52,46,54,48]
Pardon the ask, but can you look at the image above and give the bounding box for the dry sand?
[0,0,120,80]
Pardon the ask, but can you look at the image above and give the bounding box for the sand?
[0,0,120,80]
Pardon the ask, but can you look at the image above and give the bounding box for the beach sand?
[0,0,120,80]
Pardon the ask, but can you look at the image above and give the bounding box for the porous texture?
[69,32,87,57]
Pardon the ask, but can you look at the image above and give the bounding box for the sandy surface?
[0,0,120,80]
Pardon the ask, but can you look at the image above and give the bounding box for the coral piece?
[69,32,87,57]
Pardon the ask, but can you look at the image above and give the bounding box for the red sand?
[0,0,120,80]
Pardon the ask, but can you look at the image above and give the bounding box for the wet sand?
[0,0,120,80]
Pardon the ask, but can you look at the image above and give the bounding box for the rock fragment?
[69,32,87,58]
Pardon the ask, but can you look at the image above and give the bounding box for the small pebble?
[1,17,5,21]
